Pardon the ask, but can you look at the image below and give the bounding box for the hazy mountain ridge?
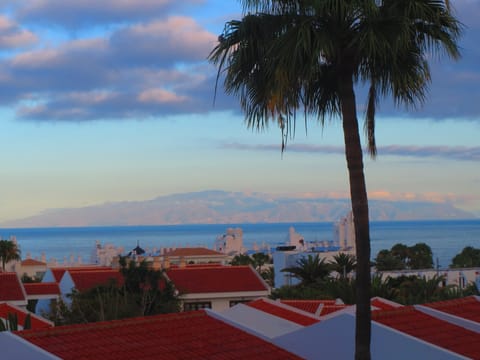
[2,190,475,228]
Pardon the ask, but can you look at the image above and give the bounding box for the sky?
[0,0,479,224]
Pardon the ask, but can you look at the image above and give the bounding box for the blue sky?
[0,0,479,223]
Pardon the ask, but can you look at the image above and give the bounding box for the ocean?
[1,219,479,269]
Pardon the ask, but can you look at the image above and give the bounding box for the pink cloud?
[0,15,37,49]
[137,88,187,104]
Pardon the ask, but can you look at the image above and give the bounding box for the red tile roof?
[68,270,124,292]
[164,247,225,257]
[319,304,348,316]
[247,299,320,326]
[280,299,336,314]
[21,259,46,266]
[49,266,113,282]
[370,297,402,311]
[423,296,480,323]
[0,273,26,302]
[23,282,60,296]
[372,306,480,359]
[17,310,300,360]
[167,266,268,294]
[0,303,53,330]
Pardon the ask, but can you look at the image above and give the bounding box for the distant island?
[1,190,475,228]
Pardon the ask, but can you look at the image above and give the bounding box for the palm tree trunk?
[339,72,372,360]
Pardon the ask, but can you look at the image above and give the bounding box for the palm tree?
[330,253,357,279]
[281,254,330,285]
[209,1,461,358]
[0,239,21,271]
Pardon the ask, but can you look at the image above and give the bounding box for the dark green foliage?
[374,243,433,270]
[272,272,477,307]
[45,258,180,326]
[260,267,274,287]
[450,246,480,268]
[270,284,326,300]
[23,314,31,330]
[251,252,271,271]
[26,300,38,314]
[0,313,19,332]
[0,239,21,271]
[375,249,405,271]
[329,253,357,279]
[281,254,331,285]
[230,254,253,266]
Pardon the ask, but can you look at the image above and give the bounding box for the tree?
[450,246,480,268]
[330,253,357,279]
[408,243,433,269]
[251,252,271,271]
[0,239,21,271]
[209,2,461,357]
[281,254,330,285]
[230,254,253,266]
[374,249,405,271]
[374,243,434,271]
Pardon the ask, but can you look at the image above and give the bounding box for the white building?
[213,227,246,255]
[333,211,355,250]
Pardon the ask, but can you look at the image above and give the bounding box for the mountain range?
[2,190,475,228]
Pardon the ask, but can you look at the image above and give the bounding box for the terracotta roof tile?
[163,247,224,257]
[0,273,26,302]
[280,299,335,314]
[23,282,60,296]
[423,296,480,323]
[17,311,300,360]
[167,266,268,294]
[49,266,113,283]
[21,259,46,266]
[372,306,480,359]
[68,270,124,292]
[370,297,402,311]
[319,304,348,316]
[0,303,53,330]
[247,299,320,326]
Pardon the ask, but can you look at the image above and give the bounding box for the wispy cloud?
[222,143,480,161]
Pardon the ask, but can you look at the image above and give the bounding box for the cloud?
[0,16,229,120]
[222,143,480,161]
[368,190,479,208]
[280,190,477,208]
[10,0,203,28]
[1,0,478,122]
[0,15,37,49]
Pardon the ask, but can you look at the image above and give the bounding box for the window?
[183,302,211,311]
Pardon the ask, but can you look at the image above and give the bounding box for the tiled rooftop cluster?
[372,305,480,359]
[17,310,299,360]
[0,273,26,303]
[166,265,268,294]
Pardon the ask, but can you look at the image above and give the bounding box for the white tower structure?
[214,227,245,255]
[287,226,305,249]
[334,211,355,251]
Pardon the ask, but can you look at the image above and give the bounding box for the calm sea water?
[1,220,479,268]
